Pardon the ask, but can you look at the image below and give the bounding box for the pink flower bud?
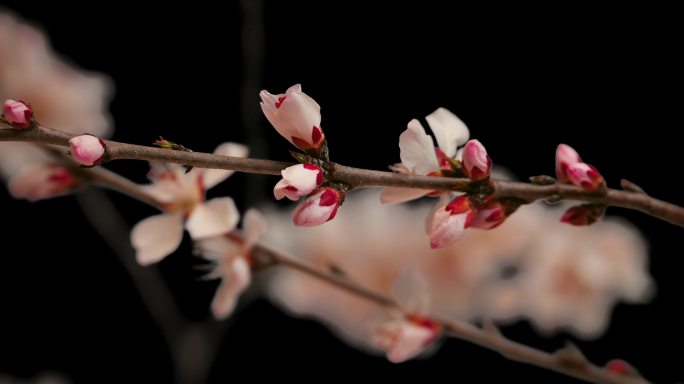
[292,188,343,227]
[566,162,604,190]
[8,163,79,201]
[260,84,325,151]
[2,99,33,129]
[472,197,522,230]
[462,140,491,181]
[69,134,106,166]
[555,144,582,182]
[429,196,476,249]
[561,204,605,226]
[273,163,324,201]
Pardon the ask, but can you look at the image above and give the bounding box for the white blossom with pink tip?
[197,209,267,319]
[381,108,470,205]
[372,269,440,363]
[291,187,343,227]
[273,163,324,201]
[461,139,491,181]
[130,142,248,265]
[69,134,106,166]
[8,163,78,201]
[429,196,477,249]
[260,84,325,151]
[555,144,582,182]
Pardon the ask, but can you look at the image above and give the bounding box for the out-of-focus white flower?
[197,209,267,319]
[130,143,248,265]
[381,108,469,205]
[0,12,113,197]
[8,163,79,201]
[266,187,653,357]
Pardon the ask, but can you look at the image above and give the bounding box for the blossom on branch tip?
[69,134,106,166]
[2,99,33,129]
[292,187,343,227]
[428,196,476,249]
[197,209,267,319]
[566,162,604,191]
[555,144,582,182]
[274,163,324,201]
[462,139,491,181]
[131,142,248,265]
[260,84,325,153]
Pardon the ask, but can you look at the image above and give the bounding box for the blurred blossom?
[0,11,113,193]
[266,183,653,357]
[197,209,268,319]
[0,372,71,384]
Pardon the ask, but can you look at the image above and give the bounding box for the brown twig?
[252,244,650,384]
[2,125,682,227]
[35,147,648,384]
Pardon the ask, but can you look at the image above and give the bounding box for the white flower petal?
[131,213,184,265]
[186,197,240,239]
[243,208,268,248]
[380,187,429,205]
[392,267,431,315]
[399,120,438,175]
[425,108,469,157]
[203,142,249,189]
[425,108,470,157]
[211,258,252,319]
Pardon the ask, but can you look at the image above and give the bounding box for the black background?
[1,2,682,383]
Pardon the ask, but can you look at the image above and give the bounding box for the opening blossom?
[372,269,441,363]
[428,196,477,249]
[381,108,470,205]
[197,209,267,319]
[2,99,33,129]
[260,84,325,152]
[131,142,248,265]
[69,134,106,166]
[273,163,324,201]
[292,187,343,227]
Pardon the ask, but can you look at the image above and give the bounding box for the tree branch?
[2,125,683,227]
[35,143,650,384]
[253,244,650,384]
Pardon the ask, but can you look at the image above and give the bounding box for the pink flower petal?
[380,187,430,205]
[425,108,469,158]
[131,213,184,265]
[211,258,252,319]
[202,142,249,189]
[399,119,438,175]
[186,197,240,239]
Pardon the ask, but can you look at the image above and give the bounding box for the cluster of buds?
[261,85,344,227]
